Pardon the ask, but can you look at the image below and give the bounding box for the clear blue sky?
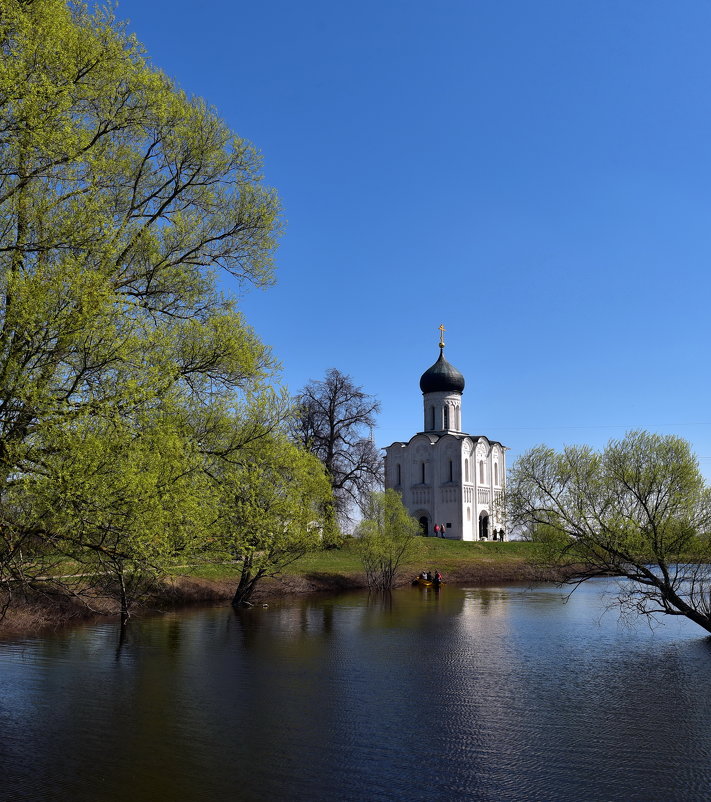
[116,0,711,477]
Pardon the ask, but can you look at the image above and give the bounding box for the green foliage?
[508,430,711,633]
[0,0,286,616]
[528,522,570,546]
[211,434,333,606]
[357,489,421,590]
[23,405,214,615]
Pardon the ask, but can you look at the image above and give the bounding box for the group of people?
[418,570,443,584]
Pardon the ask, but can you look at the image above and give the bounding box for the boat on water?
[412,576,445,588]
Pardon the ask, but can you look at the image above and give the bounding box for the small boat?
[412,576,445,588]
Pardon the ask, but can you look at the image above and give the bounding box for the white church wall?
[384,345,508,541]
[433,435,463,538]
[422,391,463,433]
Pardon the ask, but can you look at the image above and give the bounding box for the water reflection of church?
[384,328,507,540]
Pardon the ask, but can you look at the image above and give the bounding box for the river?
[1,579,711,801]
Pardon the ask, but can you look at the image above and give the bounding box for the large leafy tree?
[507,431,711,634]
[0,0,283,610]
[291,368,382,529]
[211,433,333,607]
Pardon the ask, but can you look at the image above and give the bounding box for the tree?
[357,489,421,591]
[211,434,333,607]
[291,369,382,528]
[25,405,213,620]
[0,0,283,613]
[506,430,711,634]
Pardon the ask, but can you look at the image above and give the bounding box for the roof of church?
[419,347,465,395]
[384,433,508,450]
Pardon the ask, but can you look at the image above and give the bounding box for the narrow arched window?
[430,406,435,430]
[465,459,469,482]
[421,462,426,484]
[479,460,485,484]
[449,460,453,482]
[444,406,449,429]
[494,463,498,485]
[396,464,401,485]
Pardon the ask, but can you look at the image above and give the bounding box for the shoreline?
[0,558,574,639]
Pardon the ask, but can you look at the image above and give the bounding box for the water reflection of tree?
[475,588,509,614]
[228,601,339,654]
[226,589,468,649]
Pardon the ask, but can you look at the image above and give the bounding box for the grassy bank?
[185,539,560,597]
[0,540,560,637]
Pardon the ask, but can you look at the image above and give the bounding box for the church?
[384,328,507,540]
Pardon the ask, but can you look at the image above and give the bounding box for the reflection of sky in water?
[450,582,711,800]
[1,582,711,801]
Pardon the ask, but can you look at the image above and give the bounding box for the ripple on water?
[1,582,711,801]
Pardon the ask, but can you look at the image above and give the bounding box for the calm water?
[1,580,711,802]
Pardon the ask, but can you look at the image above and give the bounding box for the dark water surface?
[2,580,711,802]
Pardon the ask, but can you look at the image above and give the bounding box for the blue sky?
[116,0,711,476]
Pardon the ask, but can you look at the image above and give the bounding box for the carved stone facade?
[384,343,507,541]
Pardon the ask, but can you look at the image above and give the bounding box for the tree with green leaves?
[0,0,283,613]
[25,405,214,620]
[507,430,711,634]
[211,434,333,607]
[357,489,421,591]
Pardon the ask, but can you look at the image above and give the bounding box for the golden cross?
[438,324,446,347]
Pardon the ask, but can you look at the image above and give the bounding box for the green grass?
[290,538,543,577]
[408,538,540,561]
[289,542,364,575]
[176,560,244,581]
[27,540,545,584]
[171,539,542,582]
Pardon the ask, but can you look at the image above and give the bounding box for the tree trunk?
[660,582,711,635]
[322,500,339,548]
[231,556,265,607]
[118,570,130,623]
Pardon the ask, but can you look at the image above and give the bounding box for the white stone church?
[384,332,507,541]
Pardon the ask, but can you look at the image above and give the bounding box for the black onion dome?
[419,349,465,394]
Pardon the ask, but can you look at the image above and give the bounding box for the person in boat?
[433,570,443,584]
[420,570,428,580]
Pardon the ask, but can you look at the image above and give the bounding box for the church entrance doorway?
[418,516,429,537]
[479,511,490,540]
